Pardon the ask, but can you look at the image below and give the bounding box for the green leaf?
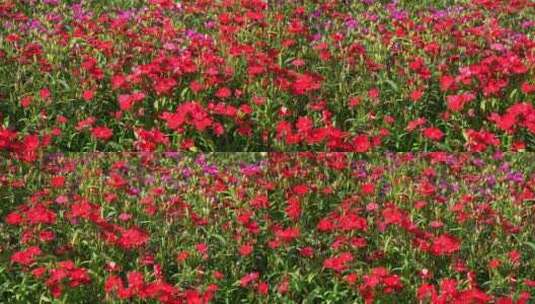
[384,79,399,92]
[525,241,535,252]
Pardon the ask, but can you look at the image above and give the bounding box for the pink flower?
[240,272,259,287]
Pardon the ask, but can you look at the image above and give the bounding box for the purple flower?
[164,152,181,159]
[391,10,408,21]
[345,18,358,30]
[241,164,261,176]
[499,162,510,173]
[311,33,322,41]
[27,19,43,31]
[486,176,496,187]
[203,165,218,176]
[129,187,140,196]
[311,10,322,18]
[182,168,192,178]
[145,175,156,185]
[195,154,206,165]
[472,158,484,167]
[432,10,447,19]
[507,172,524,183]
[205,21,216,29]
[522,21,535,29]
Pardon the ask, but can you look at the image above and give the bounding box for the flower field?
[1,153,535,303]
[0,0,534,152]
[2,0,535,303]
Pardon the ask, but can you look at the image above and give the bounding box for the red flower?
[91,126,113,141]
[291,73,322,95]
[488,259,501,270]
[184,289,202,304]
[521,82,535,94]
[417,283,437,302]
[348,96,361,108]
[508,250,521,264]
[39,230,55,242]
[446,92,475,112]
[368,87,380,100]
[190,81,204,93]
[32,267,47,279]
[161,102,213,132]
[118,92,145,111]
[274,227,300,243]
[215,87,232,99]
[317,217,335,232]
[277,278,289,294]
[240,272,259,287]
[339,212,368,231]
[70,201,100,220]
[323,252,353,272]
[285,196,301,220]
[118,228,149,250]
[440,75,455,91]
[410,89,424,102]
[239,244,254,256]
[250,194,269,208]
[423,127,444,141]
[153,78,176,95]
[127,271,144,290]
[82,90,95,102]
[431,234,461,256]
[104,274,124,294]
[296,116,313,133]
[419,181,436,196]
[257,281,269,295]
[20,96,33,108]
[353,135,370,152]
[466,129,500,152]
[5,212,23,225]
[406,118,426,132]
[292,184,308,196]
[50,175,65,188]
[382,206,406,226]
[176,251,189,263]
[26,204,56,225]
[196,243,208,255]
[11,246,42,266]
[298,247,314,257]
[361,183,375,195]
[111,74,127,90]
[344,273,358,285]
[383,275,403,294]
[40,88,51,100]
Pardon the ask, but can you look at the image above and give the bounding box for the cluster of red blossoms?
[0,0,533,151]
[1,0,535,303]
[2,153,535,303]
[104,271,218,303]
